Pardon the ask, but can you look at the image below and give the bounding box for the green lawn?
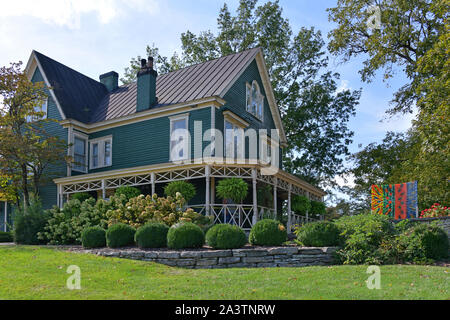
[0,245,448,300]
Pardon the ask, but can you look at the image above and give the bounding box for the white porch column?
[4,201,7,232]
[252,168,258,225]
[273,177,277,219]
[101,179,106,199]
[287,184,292,233]
[58,185,63,208]
[151,172,155,195]
[205,165,210,216]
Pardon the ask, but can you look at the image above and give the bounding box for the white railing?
[291,212,319,227]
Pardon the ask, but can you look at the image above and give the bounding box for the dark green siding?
[31,68,67,209]
[87,108,211,173]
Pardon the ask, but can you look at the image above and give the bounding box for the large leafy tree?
[0,62,69,207]
[123,0,361,188]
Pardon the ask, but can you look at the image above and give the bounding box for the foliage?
[0,231,13,242]
[249,219,286,246]
[114,186,141,201]
[0,61,70,207]
[13,197,48,244]
[216,178,248,203]
[106,223,136,248]
[164,181,196,202]
[327,0,447,115]
[81,226,106,249]
[107,193,212,229]
[310,201,326,215]
[257,184,273,207]
[71,193,93,203]
[334,214,394,264]
[296,221,340,247]
[420,203,449,218]
[167,222,205,249]
[134,222,169,248]
[38,195,125,245]
[205,224,247,249]
[122,0,361,187]
[291,195,311,215]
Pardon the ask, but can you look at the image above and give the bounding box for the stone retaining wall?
[83,246,337,269]
[394,216,450,240]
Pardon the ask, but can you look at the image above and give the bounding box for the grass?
[0,245,448,300]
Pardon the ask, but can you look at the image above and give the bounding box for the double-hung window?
[89,136,112,169]
[246,81,264,121]
[169,114,189,162]
[224,120,244,160]
[72,133,88,173]
[26,98,48,122]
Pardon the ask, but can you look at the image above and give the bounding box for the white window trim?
[224,119,245,161]
[89,135,113,170]
[72,132,88,173]
[245,80,265,121]
[169,113,190,162]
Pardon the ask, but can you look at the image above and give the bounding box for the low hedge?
[0,231,13,242]
[296,221,340,247]
[106,223,136,248]
[249,219,286,246]
[206,224,247,249]
[135,222,169,248]
[167,222,204,249]
[81,226,106,248]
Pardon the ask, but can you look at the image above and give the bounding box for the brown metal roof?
[90,47,260,123]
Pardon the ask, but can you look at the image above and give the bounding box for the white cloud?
[336,79,350,93]
[334,172,356,189]
[0,0,159,29]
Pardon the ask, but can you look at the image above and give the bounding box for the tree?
[0,62,70,207]
[327,0,448,115]
[122,0,361,188]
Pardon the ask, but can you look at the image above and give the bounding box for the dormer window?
[246,81,264,121]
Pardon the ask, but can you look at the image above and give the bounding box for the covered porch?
[54,163,326,232]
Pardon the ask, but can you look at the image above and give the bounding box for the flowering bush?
[420,203,449,218]
[107,192,213,229]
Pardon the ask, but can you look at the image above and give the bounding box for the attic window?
[246,81,264,121]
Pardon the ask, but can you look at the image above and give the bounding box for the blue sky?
[0,0,415,191]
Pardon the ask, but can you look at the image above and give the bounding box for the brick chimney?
[136,57,158,112]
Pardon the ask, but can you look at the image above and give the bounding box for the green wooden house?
[17,47,325,232]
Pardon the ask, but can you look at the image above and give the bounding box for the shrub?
[206,224,247,249]
[397,223,448,262]
[81,226,106,248]
[296,221,340,247]
[310,201,326,215]
[420,203,449,218]
[71,192,93,203]
[167,222,204,249]
[38,194,125,245]
[135,222,169,248]
[107,193,212,229]
[334,214,395,264]
[216,178,248,203]
[0,231,13,242]
[249,219,286,246]
[291,195,311,214]
[164,181,196,202]
[106,223,136,248]
[115,186,141,201]
[13,198,49,245]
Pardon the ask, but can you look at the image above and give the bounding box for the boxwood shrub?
[135,222,169,248]
[167,222,204,249]
[0,231,13,242]
[249,219,286,246]
[206,224,247,249]
[106,223,136,248]
[296,221,340,247]
[81,226,106,248]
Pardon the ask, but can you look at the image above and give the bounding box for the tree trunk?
[20,163,30,208]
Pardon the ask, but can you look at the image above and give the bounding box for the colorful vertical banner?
[371,181,418,219]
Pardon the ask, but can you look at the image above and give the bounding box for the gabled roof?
[91,48,260,123]
[32,51,108,123]
[25,47,287,144]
